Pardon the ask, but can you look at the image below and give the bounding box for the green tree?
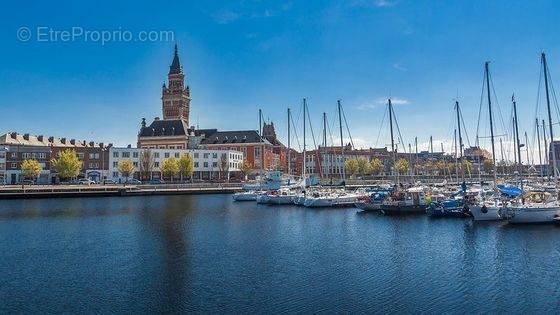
[240,159,252,181]
[51,149,82,181]
[461,159,472,176]
[178,153,194,181]
[161,157,179,181]
[483,159,494,174]
[344,159,359,178]
[21,159,42,183]
[357,157,372,177]
[394,158,409,175]
[370,158,383,175]
[117,159,135,184]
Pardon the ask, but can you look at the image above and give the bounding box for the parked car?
[18,179,35,185]
[78,179,95,185]
[124,179,142,185]
[102,179,117,185]
[148,179,165,185]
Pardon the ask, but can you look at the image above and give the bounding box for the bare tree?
[219,153,230,182]
[139,149,154,181]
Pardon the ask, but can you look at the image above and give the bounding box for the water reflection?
[1,195,560,313]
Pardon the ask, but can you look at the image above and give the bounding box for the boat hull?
[232,193,258,201]
[507,207,560,224]
[470,205,502,221]
[304,196,359,208]
[355,202,381,212]
[267,195,296,205]
[379,204,425,214]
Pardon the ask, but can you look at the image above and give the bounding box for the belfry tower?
[161,44,191,124]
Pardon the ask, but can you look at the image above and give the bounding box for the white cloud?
[357,97,410,111]
[393,62,407,71]
[212,10,241,24]
[374,0,397,7]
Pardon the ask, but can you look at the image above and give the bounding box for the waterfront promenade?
[0,183,243,199]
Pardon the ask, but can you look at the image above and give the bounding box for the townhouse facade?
[109,147,244,182]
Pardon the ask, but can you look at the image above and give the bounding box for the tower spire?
[169,44,182,75]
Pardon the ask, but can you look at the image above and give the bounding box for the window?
[213,153,218,159]
[113,172,119,177]
[22,153,31,159]
[194,162,199,167]
[254,147,261,157]
[203,153,209,159]
[11,163,17,168]
[164,153,170,158]
[89,153,99,159]
[133,152,138,158]
[169,146,175,149]
[113,152,119,158]
[122,152,130,158]
[133,162,138,167]
[203,162,208,167]
[212,162,218,168]
[154,152,160,158]
[174,153,180,158]
[194,153,199,158]
[11,152,17,158]
[154,162,159,168]
[113,162,118,167]
[221,153,227,159]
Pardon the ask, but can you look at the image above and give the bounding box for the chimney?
[99,142,104,148]
[70,139,76,145]
[82,140,86,146]
[108,143,113,148]
[89,141,94,147]
[141,118,146,128]
[10,132,17,139]
[127,144,131,148]
[23,133,29,140]
[37,135,44,142]
[154,117,160,121]
[48,136,54,143]
[61,138,66,144]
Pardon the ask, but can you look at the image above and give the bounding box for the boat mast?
[536,118,543,178]
[512,95,522,179]
[455,101,464,158]
[499,138,505,177]
[455,129,459,183]
[323,112,327,178]
[543,119,549,177]
[259,109,263,139]
[338,100,346,182]
[524,131,531,172]
[485,62,497,184]
[388,99,396,180]
[542,53,557,182]
[303,99,307,183]
[287,108,291,178]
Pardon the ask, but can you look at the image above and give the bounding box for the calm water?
[1,194,559,314]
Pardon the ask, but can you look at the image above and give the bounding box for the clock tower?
[162,44,191,124]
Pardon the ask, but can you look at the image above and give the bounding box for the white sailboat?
[506,53,560,224]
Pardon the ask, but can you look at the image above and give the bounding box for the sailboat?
[469,62,505,221]
[505,53,560,224]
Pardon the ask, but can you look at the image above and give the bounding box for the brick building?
[0,132,109,184]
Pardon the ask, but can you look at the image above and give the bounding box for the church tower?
[162,44,191,124]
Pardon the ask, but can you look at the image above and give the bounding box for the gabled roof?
[138,119,189,137]
[200,130,271,145]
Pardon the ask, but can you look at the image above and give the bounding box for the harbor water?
[1,194,559,313]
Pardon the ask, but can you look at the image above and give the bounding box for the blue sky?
[1,0,559,158]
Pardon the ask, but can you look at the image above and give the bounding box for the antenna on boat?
[303,98,307,185]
